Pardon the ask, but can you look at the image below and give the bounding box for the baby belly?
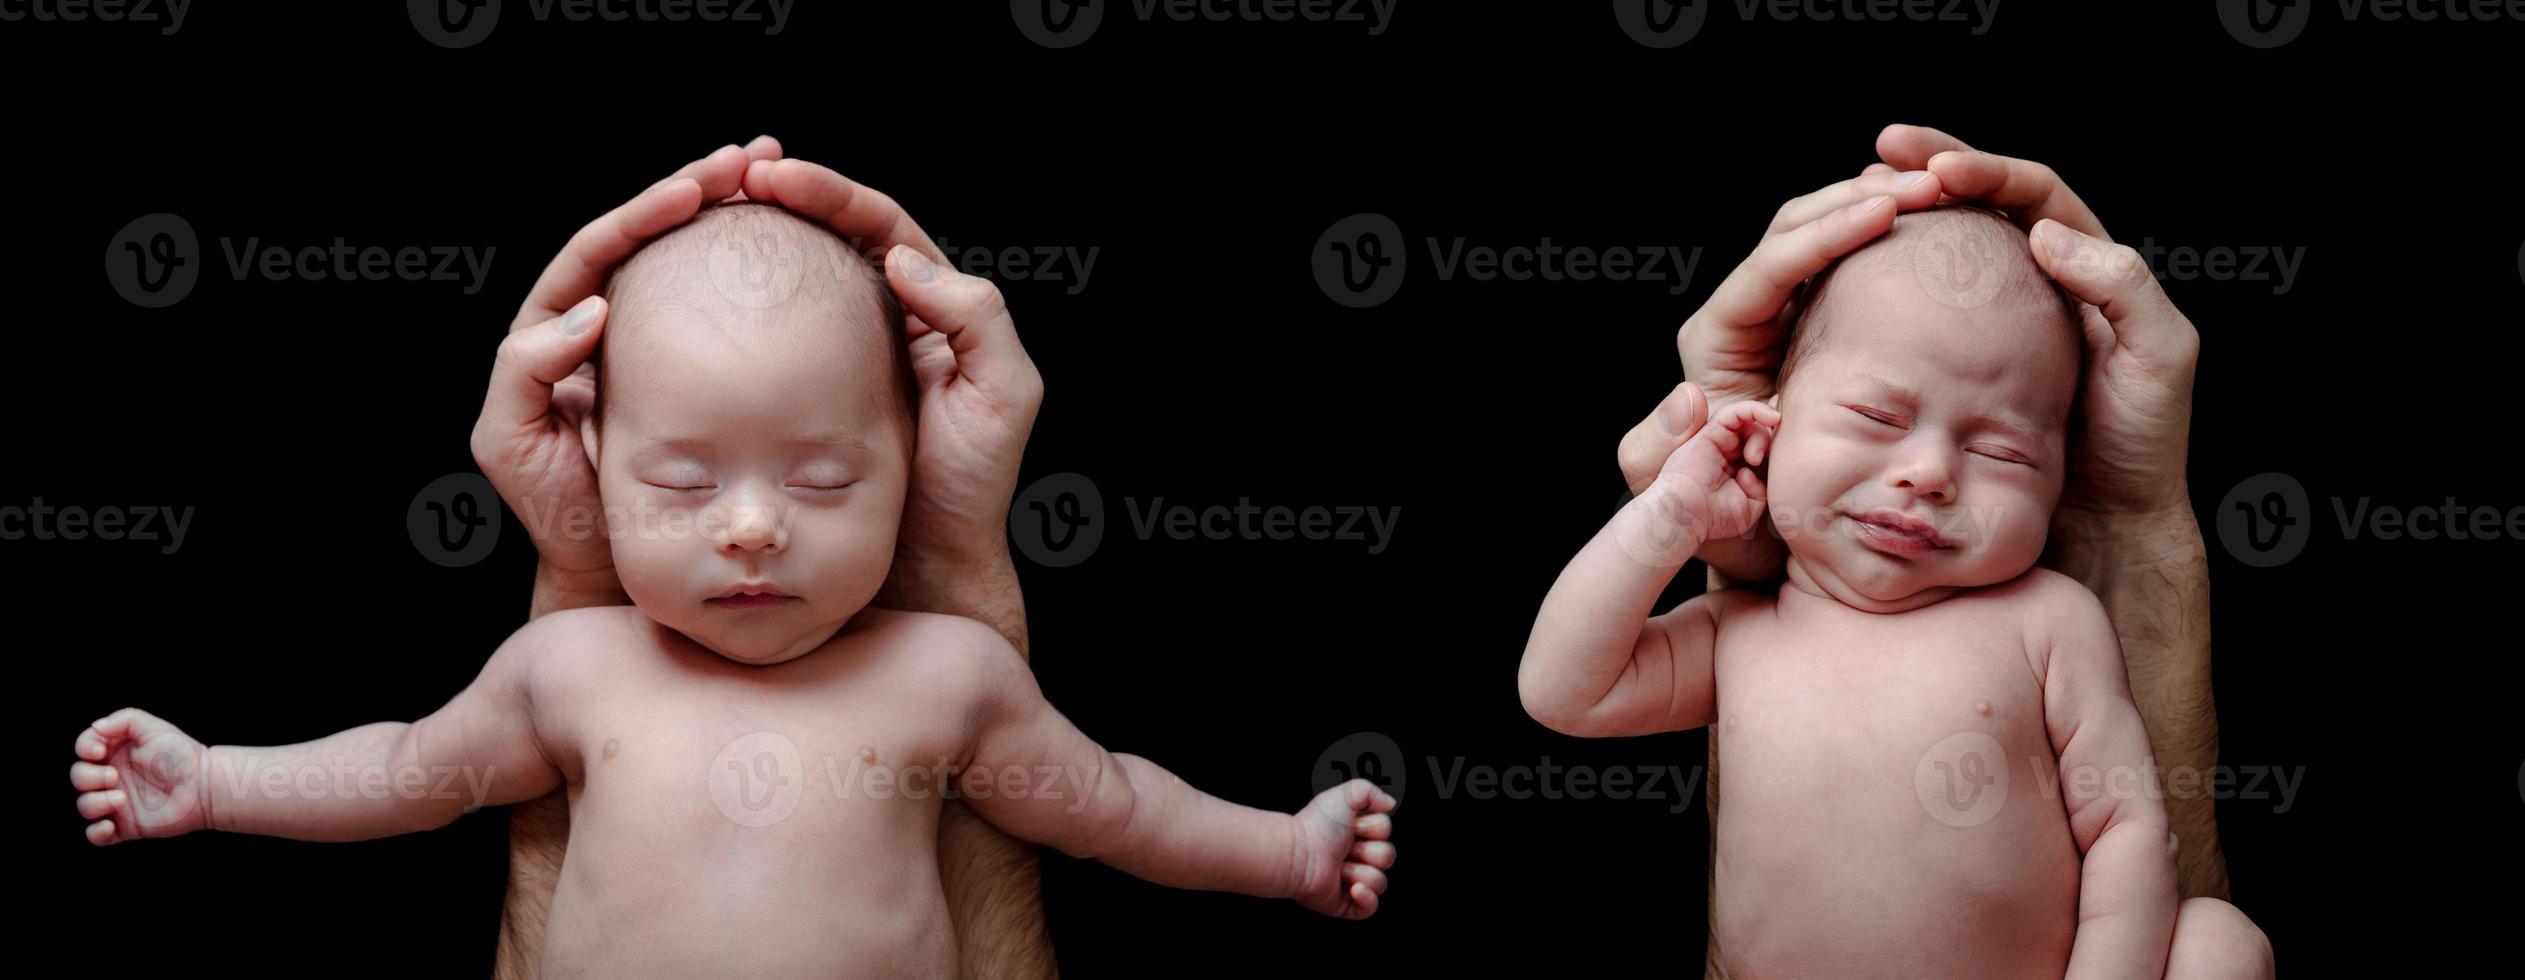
[538,804,958,979]
[1710,723,2082,979]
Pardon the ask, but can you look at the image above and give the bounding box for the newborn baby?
[69,203,1397,978]
[1522,207,2207,979]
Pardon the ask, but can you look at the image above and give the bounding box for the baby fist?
[1291,778,1398,920]
[71,708,208,845]
[1626,394,1778,564]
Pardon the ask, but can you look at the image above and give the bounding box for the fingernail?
[1895,170,1931,188]
[895,247,939,283]
[1657,383,1698,436]
[2036,220,2078,260]
[561,297,599,335]
[1851,194,1891,215]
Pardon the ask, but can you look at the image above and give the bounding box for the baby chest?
[1710,610,2054,818]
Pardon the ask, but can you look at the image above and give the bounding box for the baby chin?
[679,599,851,665]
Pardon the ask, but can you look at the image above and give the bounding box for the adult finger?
[742,158,942,262]
[1874,124,2110,240]
[512,145,750,331]
[1618,382,1709,497]
[478,297,606,440]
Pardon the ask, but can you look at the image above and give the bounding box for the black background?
[12,2,2517,975]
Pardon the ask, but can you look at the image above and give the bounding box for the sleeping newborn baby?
[1521,207,2232,979]
[68,203,1397,978]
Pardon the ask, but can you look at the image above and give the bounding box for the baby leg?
[2163,897,2275,980]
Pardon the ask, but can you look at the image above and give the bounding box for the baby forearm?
[2062,816,2180,980]
[203,723,484,842]
[1091,753,1302,901]
[1523,491,1703,712]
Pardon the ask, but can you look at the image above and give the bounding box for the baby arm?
[70,618,569,845]
[1520,399,1777,738]
[951,629,1397,919]
[2040,580,2180,980]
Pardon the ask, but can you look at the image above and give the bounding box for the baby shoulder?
[860,610,1030,703]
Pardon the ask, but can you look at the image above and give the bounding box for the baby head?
[1761,206,2085,610]
[585,202,917,665]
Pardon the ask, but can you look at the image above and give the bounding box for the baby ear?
[578,410,604,474]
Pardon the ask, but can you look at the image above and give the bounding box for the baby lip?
[1847,509,1953,548]
[709,584,796,602]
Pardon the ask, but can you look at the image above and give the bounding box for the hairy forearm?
[2043,506,2228,900]
[939,801,1057,980]
[203,723,473,842]
[881,543,1032,657]
[528,562,627,620]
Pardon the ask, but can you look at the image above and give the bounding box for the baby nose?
[718,503,787,553]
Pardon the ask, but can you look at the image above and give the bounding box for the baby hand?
[1641,395,1779,548]
[1290,778,1398,920]
[71,708,209,846]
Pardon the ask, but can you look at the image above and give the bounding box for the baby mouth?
[707,586,800,609]
[1846,510,1955,553]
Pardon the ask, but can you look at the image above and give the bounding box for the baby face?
[1761,209,2080,610]
[590,205,914,665]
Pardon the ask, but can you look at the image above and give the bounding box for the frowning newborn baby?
[1521,207,2238,979]
[69,203,1396,978]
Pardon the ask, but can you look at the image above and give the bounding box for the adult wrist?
[531,562,626,616]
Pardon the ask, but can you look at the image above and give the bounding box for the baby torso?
[525,608,981,979]
[1707,572,2083,979]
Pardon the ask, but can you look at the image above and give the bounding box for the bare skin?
[1608,125,2267,978]
[71,606,1396,978]
[472,140,1058,978]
